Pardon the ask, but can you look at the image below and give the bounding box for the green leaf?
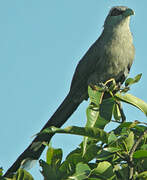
[133,150,147,159]
[0,168,3,177]
[114,122,140,135]
[141,144,147,150]
[13,169,34,180]
[99,98,115,128]
[83,103,105,156]
[125,78,134,86]
[86,105,100,129]
[134,73,142,82]
[59,144,99,178]
[137,171,147,179]
[83,86,115,156]
[85,86,107,143]
[124,131,134,151]
[115,164,129,180]
[59,151,84,177]
[125,73,142,86]
[96,161,112,174]
[142,158,147,170]
[82,144,100,162]
[113,103,121,121]
[40,126,108,142]
[41,126,107,165]
[65,148,82,160]
[106,147,121,153]
[108,131,117,144]
[46,146,62,168]
[134,124,147,133]
[88,86,103,106]
[92,161,114,179]
[75,162,90,175]
[66,153,83,166]
[87,86,115,129]
[69,163,91,180]
[115,93,147,116]
[39,159,59,180]
[96,150,114,161]
[83,101,106,155]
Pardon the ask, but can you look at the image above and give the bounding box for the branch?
[128,128,147,180]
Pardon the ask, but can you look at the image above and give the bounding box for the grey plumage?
[71,6,134,101]
[4,6,135,177]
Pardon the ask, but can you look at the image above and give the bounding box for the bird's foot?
[90,83,109,92]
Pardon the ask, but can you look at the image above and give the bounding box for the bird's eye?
[110,8,123,16]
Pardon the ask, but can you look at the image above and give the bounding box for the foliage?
[1,74,147,180]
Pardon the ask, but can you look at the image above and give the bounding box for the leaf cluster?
[1,74,147,180]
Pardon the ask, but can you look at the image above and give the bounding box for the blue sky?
[0,0,147,179]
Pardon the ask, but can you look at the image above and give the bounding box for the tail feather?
[4,93,82,177]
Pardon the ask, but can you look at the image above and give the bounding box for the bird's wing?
[69,38,102,100]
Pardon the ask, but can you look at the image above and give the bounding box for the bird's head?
[104,6,134,29]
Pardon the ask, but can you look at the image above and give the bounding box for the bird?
[4,6,135,177]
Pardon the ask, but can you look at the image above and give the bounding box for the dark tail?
[4,92,82,177]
